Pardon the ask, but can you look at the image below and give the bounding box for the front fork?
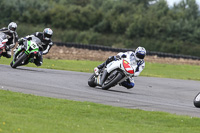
[100,70,108,86]
[13,45,24,60]
[95,71,107,86]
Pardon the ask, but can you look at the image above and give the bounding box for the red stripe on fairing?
[123,60,134,74]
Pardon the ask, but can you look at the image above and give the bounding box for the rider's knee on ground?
[121,81,134,89]
[34,60,42,66]
[35,63,42,66]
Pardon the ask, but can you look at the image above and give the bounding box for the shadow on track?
[89,86,135,94]
[108,89,135,94]
[11,67,47,73]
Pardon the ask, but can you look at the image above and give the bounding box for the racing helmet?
[135,46,146,61]
[43,28,53,40]
[8,22,17,33]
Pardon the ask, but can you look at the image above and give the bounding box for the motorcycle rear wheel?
[102,72,123,90]
[194,92,200,108]
[11,53,28,68]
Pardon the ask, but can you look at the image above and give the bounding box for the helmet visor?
[10,27,16,32]
[44,33,52,39]
[136,53,145,59]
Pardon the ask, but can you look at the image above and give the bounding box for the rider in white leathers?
[94,46,146,89]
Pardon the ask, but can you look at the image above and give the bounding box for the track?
[1,64,200,117]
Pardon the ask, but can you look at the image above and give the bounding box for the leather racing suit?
[18,32,53,66]
[97,51,145,89]
[0,27,18,58]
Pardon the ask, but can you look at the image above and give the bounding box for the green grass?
[1,57,200,80]
[0,90,200,133]
[143,62,200,80]
[0,57,101,73]
[1,57,200,132]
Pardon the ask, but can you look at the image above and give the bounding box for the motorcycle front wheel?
[11,53,28,68]
[102,72,123,90]
[194,92,200,108]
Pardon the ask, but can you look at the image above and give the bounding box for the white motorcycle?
[0,32,8,57]
[193,92,200,108]
[88,56,137,90]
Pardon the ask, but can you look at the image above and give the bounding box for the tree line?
[1,0,200,56]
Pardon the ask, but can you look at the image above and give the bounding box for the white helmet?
[8,22,17,33]
[43,28,53,40]
[135,46,146,61]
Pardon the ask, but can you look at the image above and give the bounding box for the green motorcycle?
[10,37,42,68]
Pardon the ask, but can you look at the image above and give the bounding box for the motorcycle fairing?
[122,59,134,74]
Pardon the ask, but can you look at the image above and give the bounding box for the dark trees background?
[1,0,200,56]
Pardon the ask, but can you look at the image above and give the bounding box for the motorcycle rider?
[17,28,53,66]
[0,22,18,58]
[94,46,146,89]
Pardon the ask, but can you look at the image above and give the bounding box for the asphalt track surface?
[1,64,200,118]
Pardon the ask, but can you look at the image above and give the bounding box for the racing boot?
[94,67,100,75]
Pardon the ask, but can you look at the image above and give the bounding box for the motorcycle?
[10,37,42,68]
[0,32,8,57]
[193,92,200,108]
[88,56,137,90]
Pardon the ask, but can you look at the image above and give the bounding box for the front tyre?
[11,53,28,68]
[102,72,123,90]
[194,92,200,108]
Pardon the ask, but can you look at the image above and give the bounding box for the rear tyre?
[194,92,200,108]
[88,73,96,87]
[102,72,123,90]
[11,53,28,68]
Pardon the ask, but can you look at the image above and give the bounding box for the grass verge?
[0,90,200,133]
